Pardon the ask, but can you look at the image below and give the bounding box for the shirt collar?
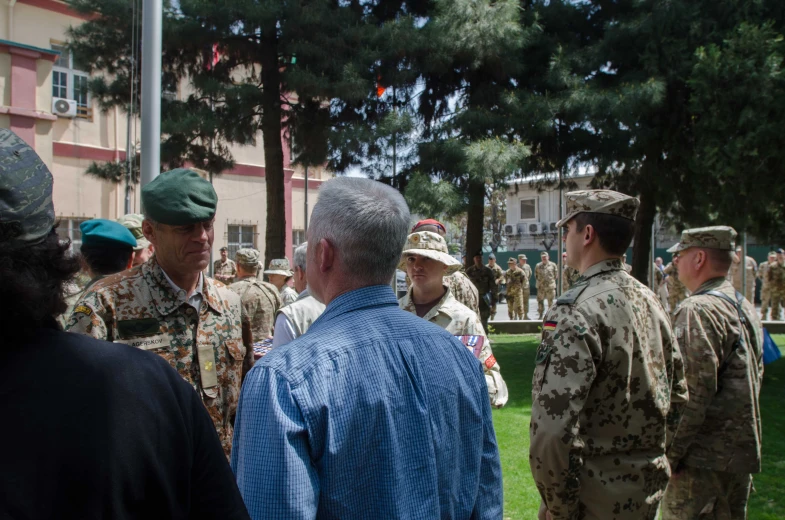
[143,255,224,315]
[694,276,729,295]
[312,285,399,330]
[161,267,204,309]
[401,285,455,321]
[580,258,624,281]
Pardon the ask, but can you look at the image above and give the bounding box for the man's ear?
[142,220,156,246]
[318,238,335,273]
[582,224,596,247]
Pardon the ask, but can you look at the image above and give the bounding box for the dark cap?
[0,129,55,246]
[220,246,228,252]
[141,168,217,226]
[80,219,137,248]
[778,248,785,254]
[473,250,482,257]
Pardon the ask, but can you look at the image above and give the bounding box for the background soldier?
[770,249,785,320]
[466,250,497,333]
[66,169,245,458]
[530,190,686,520]
[117,213,155,267]
[562,251,580,293]
[664,251,689,317]
[663,226,763,520]
[505,257,525,320]
[758,251,777,320]
[487,253,504,320]
[214,246,237,285]
[264,258,298,306]
[229,248,282,365]
[730,246,757,302]
[534,251,557,319]
[518,254,532,318]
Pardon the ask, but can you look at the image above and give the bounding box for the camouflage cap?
[400,231,462,275]
[507,257,516,264]
[264,258,294,277]
[116,213,150,251]
[0,129,55,246]
[236,247,260,266]
[556,189,639,228]
[488,253,496,260]
[666,226,737,253]
[141,168,217,226]
[518,254,527,260]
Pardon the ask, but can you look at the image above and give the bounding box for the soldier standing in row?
[663,226,763,520]
[534,251,557,319]
[228,248,282,364]
[664,251,689,317]
[505,257,526,320]
[67,169,245,458]
[562,251,579,293]
[730,246,757,302]
[770,248,785,320]
[758,251,776,320]
[214,246,237,285]
[530,190,686,520]
[518,254,532,318]
[487,253,504,320]
[466,251,497,333]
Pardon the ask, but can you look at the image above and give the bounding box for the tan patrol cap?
[236,248,260,265]
[116,213,151,251]
[518,254,527,260]
[557,189,639,228]
[666,226,737,254]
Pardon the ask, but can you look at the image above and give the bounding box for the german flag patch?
[543,320,557,331]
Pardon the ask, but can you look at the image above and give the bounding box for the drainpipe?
[8,0,17,41]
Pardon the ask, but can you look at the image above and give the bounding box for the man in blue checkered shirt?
[231,177,503,519]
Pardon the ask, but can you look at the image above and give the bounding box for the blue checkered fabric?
[231,285,503,519]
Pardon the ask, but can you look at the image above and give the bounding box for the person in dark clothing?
[0,128,250,520]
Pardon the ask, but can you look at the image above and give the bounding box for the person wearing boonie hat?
[263,258,298,306]
[504,257,526,320]
[530,189,686,520]
[398,231,508,408]
[516,254,532,317]
[534,251,558,319]
[662,226,764,520]
[117,213,154,266]
[57,219,137,327]
[758,251,778,320]
[66,168,246,459]
[228,248,282,362]
[486,253,504,320]
[409,217,480,314]
[214,246,237,285]
[0,129,249,516]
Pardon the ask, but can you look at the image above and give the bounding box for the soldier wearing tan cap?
[530,190,687,520]
[663,226,764,520]
[117,213,155,266]
[517,254,532,317]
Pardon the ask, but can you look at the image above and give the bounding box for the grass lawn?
[490,333,785,520]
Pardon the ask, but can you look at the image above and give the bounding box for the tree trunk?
[465,178,486,268]
[260,26,286,267]
[631,188,656,285]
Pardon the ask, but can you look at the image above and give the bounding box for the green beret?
[80,219,137,248]
[141,169,217,225]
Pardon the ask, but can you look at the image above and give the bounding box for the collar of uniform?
[580,258,624,280]
[694,276,730,296]
[296,288,311,301]
[310,284,399,330]
[143,256,225,316]
[401,284,456,322]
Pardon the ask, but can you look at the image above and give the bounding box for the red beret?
[412,219,446,233]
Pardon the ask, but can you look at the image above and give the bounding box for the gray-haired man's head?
[293,242,309,293]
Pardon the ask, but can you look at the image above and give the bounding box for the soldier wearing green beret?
[67,168,246,458]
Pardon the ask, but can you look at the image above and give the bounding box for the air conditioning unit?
[517,223,529,235]
[528,222,543,235]
[548,221,559,233]
[504,224,517,236]
[52,97,77,118]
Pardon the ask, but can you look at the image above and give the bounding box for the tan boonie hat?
[518,254,527,260]
[116,213,151,251]
[264,258,294,277]
[236,248,260,266]
[666,226,737,254]
[557,189,640,228]
[399,231,462,275]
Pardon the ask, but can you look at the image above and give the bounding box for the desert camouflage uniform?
[487,262,504,319]
[399,285,508,408]
[562,265,580,293]
[664,262,689,316]
[520,263,532,317]
[466,263,497,333]
[535,259,558,318]
[213,258,237,285]
[530,259,687,520]
[229,276,282,343]
[57,273,92,328]
[663,277,763,520]
[769,261,785,320]
[730,255,757,303]
[405,269,480,314]
[758,261,774,320]
[66,256,245,457]
[280,285,298,307]
[505,266,526,320]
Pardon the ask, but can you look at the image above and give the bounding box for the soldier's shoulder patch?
[484,354,497,369]
[535,344,552,364]
[543,320,557,331]
[557,281,589,305]
[73,304,93,317]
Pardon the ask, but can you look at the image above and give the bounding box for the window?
[519,198,537,221]
[293,229,306,246]
[56,218,89,252]
[227,224,257,259]
[51,42,91,114]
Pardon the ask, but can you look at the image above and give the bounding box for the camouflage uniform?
[562,265,580,293]
[404,269,480,314]
[66,256,245,457]
[534,257,558,318]
[399,285,508,408]
[758,259,774,320]
[769,260,785,321]
[530,258,687,520]
[487,262,504,319]
[228,276,282,343]
[466,263,497,333]
[505,263,526,320]
[519,261,532,318]
[280,285,298,307]
[213,258,237,285]
[664,262,689,316]
[730,254,757,302]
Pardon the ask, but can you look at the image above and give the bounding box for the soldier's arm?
[466,313,508,408]
[65,290,112,340]
[666,304,721,467]
[529,307,599,519]
[239,298,256,378]
[665,324,689,449]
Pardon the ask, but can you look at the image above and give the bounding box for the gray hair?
[294,242,308,270]
[309,177,410,285]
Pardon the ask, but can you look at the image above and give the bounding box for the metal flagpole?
[557,170,564,296]
[742,232,748,300]
[650,218,656,289]
[304,165,309,231]
[140,0,162,189]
